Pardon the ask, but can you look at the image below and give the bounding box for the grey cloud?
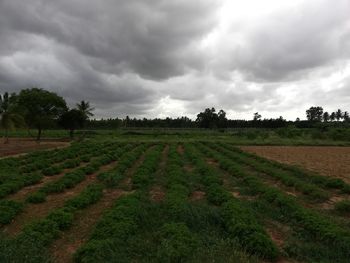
[0,0,350,120]
[0,0,218,80]
[219,0,350,82]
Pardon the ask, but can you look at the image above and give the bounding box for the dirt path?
[240,146,350,183]
[49,188,133,263]
[0,138,70,158]
[1,161,118,236]
[149,145,169,202]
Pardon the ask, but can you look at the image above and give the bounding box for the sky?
[0,0,349,120]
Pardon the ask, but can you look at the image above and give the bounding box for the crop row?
[0,143,134,225]
[222,143,350,193]
[97,143,150,187]
[200,143,350,261]
[0,183,105,262]
[131,144,164,189]
[184,144,278,261]
[74,144,164,262]
[207,143,330,202]
[0,142,125,199]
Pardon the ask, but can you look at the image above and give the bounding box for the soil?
[206,158,219,166]
[177,144,184,155]
[240,146,350,184]
[189,191,206,201]
[150,185,166,202]
[149,145,169,202]
[0,138,70,158]
[1,161,118,236]
[184,164,194,172]
[50,189,133,263]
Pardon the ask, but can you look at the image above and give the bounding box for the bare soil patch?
[177,144,184,155]
[150,185,166,202]
[189,191,206,201]
[206,158,219,166]
[0,138,70,158]
[1,161,118,236]
[50,189,133,263]
[240,146,350,184]
[184,164,194,172]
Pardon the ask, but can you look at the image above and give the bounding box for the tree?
[330,112,336,122]
[217,109,228,128]
[343,111,349,122]
[18,88,67,141]
[0,92,25,143]
[196,107,219,128]
[323,112,330,122]
[58,109,85,139]
[76,100,94,120]
[306,106,323,122]
[253,112,262,121]
[335,109,343,121]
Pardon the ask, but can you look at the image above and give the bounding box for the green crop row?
[208,143,330,202]
[222,143,350,193]
[0,142,124,199]
[185,144,279,261]
[132,144,164,189]
[28,144,132,201]
[0,183,104,262]
[97,143,148,187]
[74,144,165,262]
[0,144,133,225]
[201,143,350,261]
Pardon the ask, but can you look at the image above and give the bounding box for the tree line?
[1,88,349,141]
[306,106,349,122]
[0,88,94,142]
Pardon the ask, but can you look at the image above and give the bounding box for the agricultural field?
[241,146,350,184]
[1,138,350,262]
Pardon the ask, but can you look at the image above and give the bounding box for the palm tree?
[330,112,336,122]
[0,92,25,143]
[75,101,94,140]
[335,109,343,121]
[76,100,94,119]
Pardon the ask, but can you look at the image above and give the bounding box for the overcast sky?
[0,0,349,120]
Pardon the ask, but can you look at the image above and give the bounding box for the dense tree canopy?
[0,92,24,143]
[17,88,67,140]
[58,109,85,138]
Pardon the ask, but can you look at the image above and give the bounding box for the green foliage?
[334,200,350,214]
[0,200,24,224]
[157,223,199,261]
[26,191,46,203]
[65,184,103,209]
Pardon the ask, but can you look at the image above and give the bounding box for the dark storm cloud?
[0,0,218,80]
[0,0,350,119]
[224,0,350,82]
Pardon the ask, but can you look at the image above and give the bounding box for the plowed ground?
[240,146,350,183]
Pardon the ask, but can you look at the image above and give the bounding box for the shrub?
[26,191,46,203]
[334,200,350,214]
[0,200,24,224]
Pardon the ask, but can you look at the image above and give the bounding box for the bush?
[334,200,350,214]
[26,191,46,203]
[46,209,74,230]
[65,184,103,209]
[0,200,24,224]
